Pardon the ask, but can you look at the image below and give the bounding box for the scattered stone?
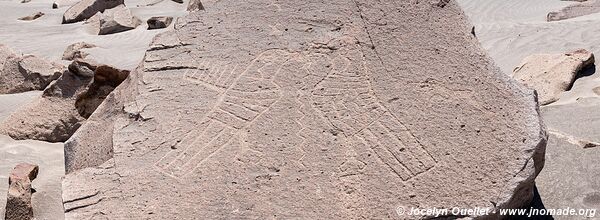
[187,0,203,11]
[85,5,141,35]
[4,163,39,220]
[0,45,63,94]
[171,0,182,3]
[62,0,123,24]
[513,49,594,105]
[18,12,44,21]
[62,1,546,219]
[594,86,600,95]
[21,0,31,3]
[62,42,97,61]
[147,16,173,30]
[0,59,128,142]
[547,0,600,21]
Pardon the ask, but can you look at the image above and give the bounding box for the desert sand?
[60,0,546,219]
[0,0,187,70]
[459,0,600,105]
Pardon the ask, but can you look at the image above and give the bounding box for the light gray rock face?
[513,49,595,105]
[85,5,141,35]
[62,42,96,61]
[62,0,123,24]
[0,60,128,142]
[62,1,547,219]
[147,16,173,30]
[547,0,600,21]
[542,98,600,147]
[4,163,38,220]
[536,133,600,220]
[536,98,600,220]
[0,45,62,94]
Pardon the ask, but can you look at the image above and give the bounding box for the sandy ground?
[0,0,188,218]
[458,0,600,218]
[458,0,600,106]
[0,0,187,70]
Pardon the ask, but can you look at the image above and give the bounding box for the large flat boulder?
[62,1,547,219]
[0,45,63,94]
[512,49,594,105]
[62,0,123,24]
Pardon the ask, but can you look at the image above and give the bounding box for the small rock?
[147,16,173,30]
[593,86,600,95]
[68,59,98,78]
[52,2,58,8]
[21,0,31,3]
[62,42,97,60]
[4,163,39,220]
[187,0,204,11]
[513,49,595,105]
[171,0,182,3]
[62,0,123,24]
[18,12,45,21]
[86,5,141,35]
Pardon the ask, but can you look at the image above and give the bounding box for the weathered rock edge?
[62,1,547,219]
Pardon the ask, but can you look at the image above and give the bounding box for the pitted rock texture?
[62,1,547,219]
[513,49,594,105]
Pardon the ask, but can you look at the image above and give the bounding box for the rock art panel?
[62,1,547,219]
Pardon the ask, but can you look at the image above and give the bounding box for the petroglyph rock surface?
[62,1,547,219]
